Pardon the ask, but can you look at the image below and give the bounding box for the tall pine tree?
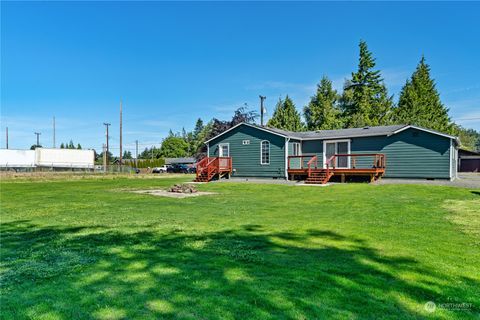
[341,40,394,127]
[267,96,303,131]
[395,56,452,133]
[304,76,343,130]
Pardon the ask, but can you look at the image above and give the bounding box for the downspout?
[285,137,290,180]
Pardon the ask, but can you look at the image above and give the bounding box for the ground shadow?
[1,221,478,319]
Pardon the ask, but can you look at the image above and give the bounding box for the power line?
[454,117,480,121]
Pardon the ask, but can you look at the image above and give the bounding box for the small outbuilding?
[458,148,480,172]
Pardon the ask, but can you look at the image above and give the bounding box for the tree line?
[267,41,479,151]
[143,40,479,158]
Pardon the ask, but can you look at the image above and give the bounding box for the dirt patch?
[132,189,216,198]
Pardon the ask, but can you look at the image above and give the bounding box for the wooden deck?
[288,154,386,184]
[195,157,232,182]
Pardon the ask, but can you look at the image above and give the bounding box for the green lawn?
[1,175,479,319]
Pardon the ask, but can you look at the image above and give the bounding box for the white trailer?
[0,150,36,168]
[35,148,95,169]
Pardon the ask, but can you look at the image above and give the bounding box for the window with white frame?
[242,140,250,145]
[219,143,229,157]
[292,142,301,156]
[261,140,270,165]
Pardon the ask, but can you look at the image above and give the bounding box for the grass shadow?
[1,221,478,319]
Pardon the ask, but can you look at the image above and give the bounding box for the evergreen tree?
[122,150,133,159]
[395,57,453,133]
[304,76,343,130]
[77,143,82,149]
[341,40,394,127]
[68,140,75,149]
[267,96,304,131]
[60,143,65,149]
[193,118,204,139]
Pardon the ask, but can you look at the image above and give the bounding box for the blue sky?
[1,2,479,153]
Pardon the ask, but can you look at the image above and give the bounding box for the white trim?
[204,122,287,144]
[390,125,457,140]
[285,137,290,179]
[260,140,270,165]
[322,139,351,169]
[449,139,453,180]
[218,143,230,157]
[207,144,210,157]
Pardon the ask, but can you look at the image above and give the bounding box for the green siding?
[208,125,286,178]
[298,140,323,168]
[297,128,452,178]
[351,128,452,179]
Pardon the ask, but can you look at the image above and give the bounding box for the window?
[242,140,250,145]
[219,143,229,157]
[261,140,270,165]
[292,142,301,156]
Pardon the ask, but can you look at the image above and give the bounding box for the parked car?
[167,163,191,174]
[152,165,168,173]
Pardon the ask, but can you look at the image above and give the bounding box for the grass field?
[1,175,479,319]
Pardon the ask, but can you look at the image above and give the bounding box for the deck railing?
[325,153,386,177]
[196,156,232,179]
[287,155,319,170]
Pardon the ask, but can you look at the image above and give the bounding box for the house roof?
[165,157,196,164]
[205,122,458,144]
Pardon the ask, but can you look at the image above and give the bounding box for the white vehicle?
[152,165,168,173]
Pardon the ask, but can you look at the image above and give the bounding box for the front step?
[305,170,333,184]
[194,171,216,182]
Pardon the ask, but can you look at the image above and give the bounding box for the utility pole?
[119,99,123,165]
[135,140,139,168]
[53,116,56,148]
[6,127,8,149]
[103,123,111,165]
[259,95,266,126]
[34,132,41,147]
[151,145,154,161]
[102,143,107,172]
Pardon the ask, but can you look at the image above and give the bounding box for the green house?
[203,122,458,183]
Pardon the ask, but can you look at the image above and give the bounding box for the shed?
[458,148,480,172]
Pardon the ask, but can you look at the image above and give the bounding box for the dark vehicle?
[167,163,190,174]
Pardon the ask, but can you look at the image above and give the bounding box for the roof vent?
[362,126,370,129]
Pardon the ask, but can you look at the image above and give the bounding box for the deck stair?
[305,170,334,184]
[194,156,232,182]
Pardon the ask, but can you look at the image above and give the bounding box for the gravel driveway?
[377,173,480,188]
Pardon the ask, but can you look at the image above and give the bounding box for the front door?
[219,143,229,157]
[324,141,350,168]
[325,142,336,167]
